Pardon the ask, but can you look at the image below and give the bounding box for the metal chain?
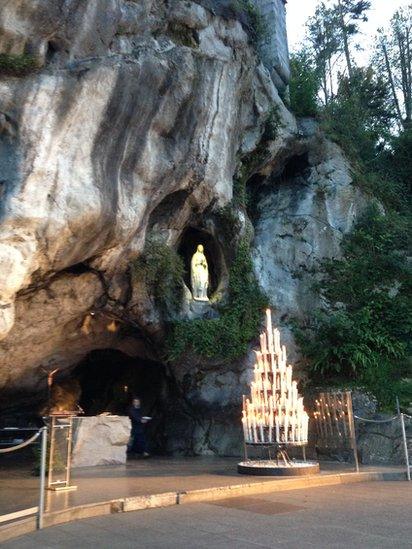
[354,415,398,424]
[0,430,41,453]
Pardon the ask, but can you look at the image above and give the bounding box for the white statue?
[191,244,209,301]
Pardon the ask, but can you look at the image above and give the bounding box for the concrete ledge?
[0,469,406,543]
[43,500,122,529]
[177,471,386,504]
[123,492,178,512]
[0,516,37,543]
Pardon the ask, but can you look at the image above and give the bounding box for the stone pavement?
[2,481,412,548]
[0,455,404,516]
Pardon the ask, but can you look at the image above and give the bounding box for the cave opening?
[46,41,60,63]
[246,153,311,227]
[280,153,310,180]
[73,349,170,454]
[177,226,222,297]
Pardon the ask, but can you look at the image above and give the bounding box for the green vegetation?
[262,105,281,141]
[294,205,411,407]
[132,237,185,314]
[167,237,267,362]
[290,3,412,408]
[232,0,267,47]
[232,106,281,208]
[289,51,319,117]
[0,53,38,76]
[321,67,394,166]
[232,172,249,209]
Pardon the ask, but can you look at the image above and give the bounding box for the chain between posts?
[354,415,398,423]
[0,429,41,453]
[354,412,411,482]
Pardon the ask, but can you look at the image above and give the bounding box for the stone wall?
[256,0,290,91]
[71,416,130,467]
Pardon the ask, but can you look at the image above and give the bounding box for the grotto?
[0,0,405,469]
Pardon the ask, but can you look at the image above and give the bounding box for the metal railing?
[354,411,411,482]
[400,413,411,481]
[0,426,47,529]
[314,391,411,480]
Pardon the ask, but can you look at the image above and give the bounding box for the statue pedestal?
[71,416,130,467]
[190,299,209,314]
[187,299,219,320]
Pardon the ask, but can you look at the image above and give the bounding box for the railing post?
[347,392,359,473]
[400,413,411,482]
[38,427,47,529]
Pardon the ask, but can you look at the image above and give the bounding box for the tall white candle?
[266,309,274,353]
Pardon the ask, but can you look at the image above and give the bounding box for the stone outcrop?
[252,121,367,362]
[0,1,373,458]
[71,415,130,467]
[0,0,257,393]
[256,0,289,92]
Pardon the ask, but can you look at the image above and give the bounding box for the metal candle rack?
[239,310,318,475]
[313,391,359,472]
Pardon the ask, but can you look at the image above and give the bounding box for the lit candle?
[252,410,257,442]
[260,333,267,355]
[266,309,274,353]
[242,412,248,441]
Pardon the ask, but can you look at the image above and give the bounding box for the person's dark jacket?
[129,406,144,434]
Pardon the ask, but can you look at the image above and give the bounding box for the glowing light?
[241,309,309,445]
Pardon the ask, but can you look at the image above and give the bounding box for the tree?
[376,6,412,131]
[305,1,371,102]
[306,3,341,105]
[333,0,371,80]
[289,50,320,117]
[324,66,394,162]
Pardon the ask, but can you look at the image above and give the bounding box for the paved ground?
[1,455,392,515]
[2,481,412,548]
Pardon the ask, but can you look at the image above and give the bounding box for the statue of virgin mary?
[191,244,209,301]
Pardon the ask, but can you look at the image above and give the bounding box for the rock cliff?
[0,1,366,454]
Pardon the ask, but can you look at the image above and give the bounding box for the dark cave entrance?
[73,350,170,454]
[177,227,222,297]
[247,152,311,226]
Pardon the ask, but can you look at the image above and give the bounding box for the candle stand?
[238,442,319,476]
[238,309,319,477]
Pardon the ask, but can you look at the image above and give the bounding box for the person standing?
[128,397,150,458]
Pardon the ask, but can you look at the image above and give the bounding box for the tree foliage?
[289,50,320,117]
[374,6,412,131]
[290,2,412,408]
[295,205,412,406]
[321,67,394,163]
[334,0,371,79]
[306,3,341,104]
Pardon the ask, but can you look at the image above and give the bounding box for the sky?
[286,0,408,58]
